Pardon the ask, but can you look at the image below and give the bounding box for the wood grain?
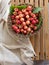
[20,0,24,4]
[44,0,49,60]
[39,0,45,60]
[34,0,40,60]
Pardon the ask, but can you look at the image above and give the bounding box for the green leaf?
[35,15,43,31]
[36,16,43,31]
[16,5,27,10]
[33,7,42,13]
[10,5,15,15]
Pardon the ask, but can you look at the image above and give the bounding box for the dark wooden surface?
[34,60,49,65]
[22,60,49,65]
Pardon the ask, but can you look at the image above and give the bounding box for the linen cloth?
[0,0,36,65]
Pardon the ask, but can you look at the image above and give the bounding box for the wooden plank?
[25,0,29,3]
[30,35,35,60]
[39,0,45,60]
[15,0,19,5]
[11,0,15,5]
[40,26,45,60]
[30,0,34,5]
[34,0,39,7]
[34,32,40,60]
[20,0,24,4]
[34,0,40,60]
[44,0,49,60]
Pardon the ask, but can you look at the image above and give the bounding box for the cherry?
[30,13,36,18]
[19,14,24,18]
[22,9,26,13]
[16,16,19,19]
[25,12,29,15]
[27,27,31,32]
[17,29,20,33]
[12,20,16,23]
[26,6,32,11]
[34,26,37,30]
[20,18,24,22]
[24,26,28,30]
[31,30,34,33]
[11,15,15,19]
[36,19,39,23]
[23,30,27,34]
[12,25,18,32]
[21,29,24,33]
[30,24,34,28]
[13,12,17,15]
[32,20,36,24]
[14,8,19,12]
[16,20,21,24]
[29,11,31,14]
[26,15,29,19]
[30,18,34,21]
[18,11,22,14]
[22,22,26,26]
[26,20,30,25]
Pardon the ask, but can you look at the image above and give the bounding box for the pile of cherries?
[11,5,39,35]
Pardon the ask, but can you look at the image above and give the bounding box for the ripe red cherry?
[26,20,30,25]
[31,13,36,18]
[34,26,37,30]
[31,30,34,33]
[18,11,22,14]
[20,18,24,22]
[21,29,24,33]
[23,30,27,34]
[22,22,26,26]
[33,14,36,18]
[30,13,34,16]
[36,19,39,23]
[25,12,29,15]
[17,29,20,33]
[27,27,31,32]
[12,20,16,23]
[16,16,19,19]
[22,9,26,13]
[26,15,29,19]
[16,20,21,24]
[26,6,32,11]
[11,15,15,19]
[29,11,31,14]
[14,8,18,12]
[30,24,34,28]
[28,18,30,21]
[19,14,24,18]
[13,12,17,15]
[24,26,28,30]
[30,18,34,21]
[12,25,18,32]
[32,20,36,24]
[19,25,22,29]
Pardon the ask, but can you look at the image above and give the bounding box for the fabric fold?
[0,43,23,65]
[0,0,36,65]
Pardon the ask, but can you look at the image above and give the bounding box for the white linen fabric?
[0,0,36,65]
[0,20,36,65]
